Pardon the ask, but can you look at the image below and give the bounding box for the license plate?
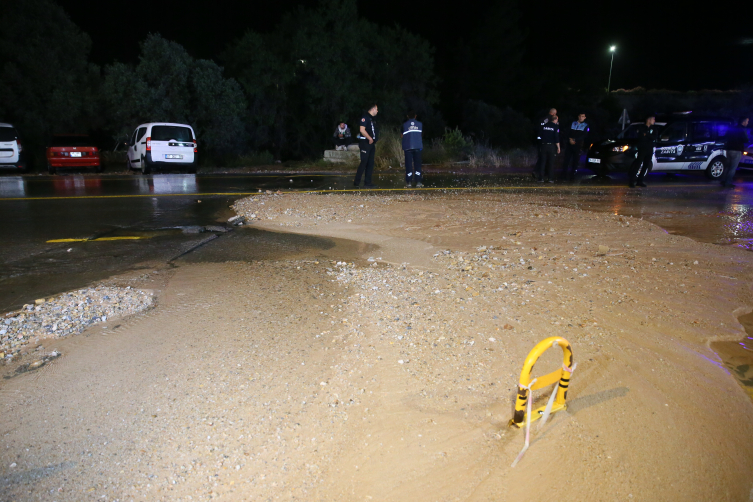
[588,158,601,164]
[70,151,82,157]
[165,154,183,159]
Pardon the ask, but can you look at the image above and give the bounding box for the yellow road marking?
[0,184,717,201]
[47,236,148,243]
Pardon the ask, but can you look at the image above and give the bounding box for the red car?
[46,134,102,174]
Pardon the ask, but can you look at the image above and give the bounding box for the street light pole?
[607,46,616,93]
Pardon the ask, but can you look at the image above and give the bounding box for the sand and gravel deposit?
[1,190,752,501]
[1,285,153,361]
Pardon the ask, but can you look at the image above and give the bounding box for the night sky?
[60,0,752,92]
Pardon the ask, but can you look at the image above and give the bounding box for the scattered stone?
[228,215,247,226]
[1,286,152,356]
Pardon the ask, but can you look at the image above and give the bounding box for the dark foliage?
[102,34,246,157]
[223,0,439,159]
[1,0,750,166]
[0,0,100,160]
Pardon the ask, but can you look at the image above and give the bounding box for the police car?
[739,143,753,169]
[586,115,734,180]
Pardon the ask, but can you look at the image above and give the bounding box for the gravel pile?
[1,286,153,361]
[233,192,409,227]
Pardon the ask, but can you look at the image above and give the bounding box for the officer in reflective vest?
[560,113,589,181]
[402,111,423,188]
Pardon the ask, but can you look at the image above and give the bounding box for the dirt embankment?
[1,191,751,501]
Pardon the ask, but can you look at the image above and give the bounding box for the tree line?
[0,0,442,162]
[1,0,751,166]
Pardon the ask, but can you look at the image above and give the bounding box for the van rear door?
[150,125,195,163]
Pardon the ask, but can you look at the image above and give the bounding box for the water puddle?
[176,227,378,265]
[711,311,753,401]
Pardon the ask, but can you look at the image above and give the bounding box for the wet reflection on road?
[5,172,749,247]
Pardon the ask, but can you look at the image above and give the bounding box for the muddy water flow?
[711,311,753,400]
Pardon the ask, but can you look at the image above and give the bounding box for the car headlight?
[612,145,629,152]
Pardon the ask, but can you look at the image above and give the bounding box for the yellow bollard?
[509,336,574,428]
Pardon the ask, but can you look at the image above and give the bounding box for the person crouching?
[402,111,423,188]
[334,122,351,151]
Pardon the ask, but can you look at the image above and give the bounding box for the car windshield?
[617,123,665,139]
[0,127,18,142]
[151,126,193,142]
[51,135,94,147]
[617,124,642,139]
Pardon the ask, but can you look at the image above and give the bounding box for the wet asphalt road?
[1,169,751,313]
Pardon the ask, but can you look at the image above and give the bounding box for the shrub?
[442,126,473,157]
[468,145,538,170]
[375,128,404,169]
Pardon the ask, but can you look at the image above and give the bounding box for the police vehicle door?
[684,121,715,171]
[655,121,688,171]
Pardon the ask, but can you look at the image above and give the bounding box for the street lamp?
[607,45,616,92]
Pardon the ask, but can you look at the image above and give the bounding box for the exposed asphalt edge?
[168,234,219,262]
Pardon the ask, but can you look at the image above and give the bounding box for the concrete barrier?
[323,145,360,163]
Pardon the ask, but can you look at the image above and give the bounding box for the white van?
[0,123,26,172]
[126,122,197,174]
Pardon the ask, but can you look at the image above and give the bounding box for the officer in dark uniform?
[402,111,423,188]
[560,113,589,181]
[536,115,560,182]
[354,103,379,188]
[533,108,557,179]
[630,114,656,188]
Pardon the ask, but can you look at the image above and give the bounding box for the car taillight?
[194,139,197,153]
[146,137,151,151]
[17,141,22,153]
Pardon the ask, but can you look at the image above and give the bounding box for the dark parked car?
[46,134,102,174]
[587,115,734,180]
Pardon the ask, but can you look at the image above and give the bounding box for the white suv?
[126,122,197,174]
[0,123,26,172]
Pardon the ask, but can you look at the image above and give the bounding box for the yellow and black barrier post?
[510,336,574,428]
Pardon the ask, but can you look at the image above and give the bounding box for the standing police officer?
[630,114,656,188]
[560,113,589,181]
[402,111,423,188]
[533,108,557,180]
[354,103,379,189]
[536,115,560,182]
[721,117,750,188]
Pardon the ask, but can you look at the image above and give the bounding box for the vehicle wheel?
[125,157,133,173]
[47,163,56,175]
[141,156,151,175]
[705,157,726,180]
[95,164,103,173]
